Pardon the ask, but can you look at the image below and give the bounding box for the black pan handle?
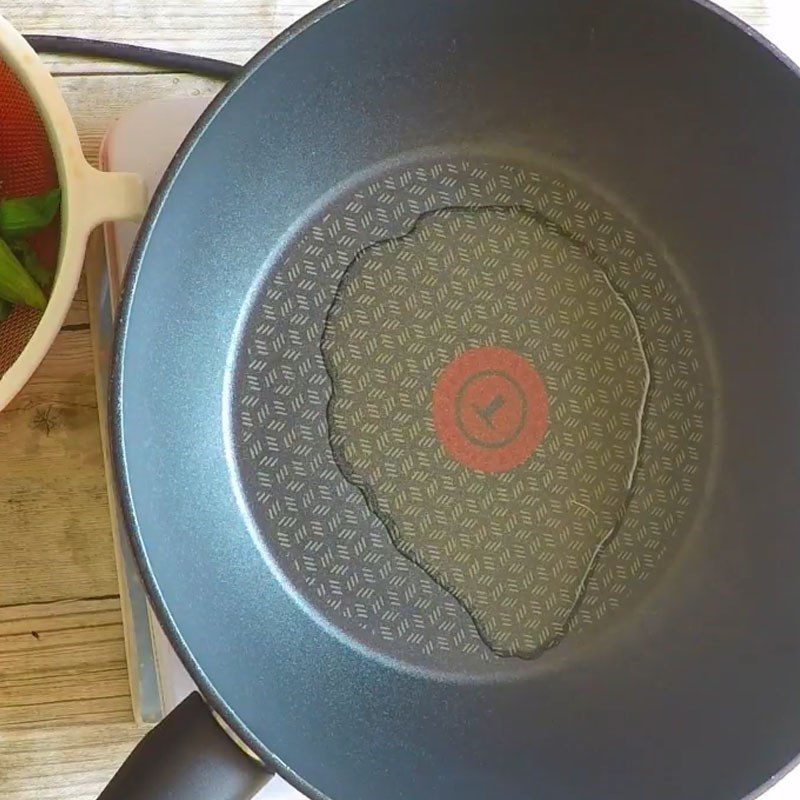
[98,692,272,800]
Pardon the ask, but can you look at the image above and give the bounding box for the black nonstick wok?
[106,1,800,799]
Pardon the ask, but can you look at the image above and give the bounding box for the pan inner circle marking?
[456,370,527,449]
[432,346,549,472]
[233,158,713,668]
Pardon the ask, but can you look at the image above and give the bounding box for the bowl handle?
[74,163,148,231]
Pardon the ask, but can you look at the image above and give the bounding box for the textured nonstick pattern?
[233,157,713,669]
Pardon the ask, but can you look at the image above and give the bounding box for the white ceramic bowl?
[0,15,146,410]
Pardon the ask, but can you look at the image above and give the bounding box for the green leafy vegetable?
[0,188,61,238]
[0,188,59,321]
[0,237,47,310]
[9,240,54,293]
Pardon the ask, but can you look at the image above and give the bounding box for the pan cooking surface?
[232,156,714,668]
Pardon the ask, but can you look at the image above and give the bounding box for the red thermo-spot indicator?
[432,347,548,473]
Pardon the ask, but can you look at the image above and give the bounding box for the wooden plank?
[0,286,117,608]
[2,0,320,75]
[0,364,118,607]
[0,722,147,800]
[0,598,132,729]
[64,276,91,329]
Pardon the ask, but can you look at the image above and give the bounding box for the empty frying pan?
[107,1,800,799]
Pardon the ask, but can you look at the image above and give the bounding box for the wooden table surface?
[0,1,795,797]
